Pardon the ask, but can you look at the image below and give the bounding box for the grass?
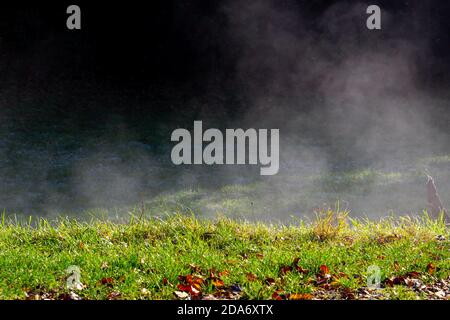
[0,209,448,300]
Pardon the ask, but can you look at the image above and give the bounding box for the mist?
[0,0,449,221]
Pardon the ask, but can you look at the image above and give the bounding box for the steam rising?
[0,1,449,221]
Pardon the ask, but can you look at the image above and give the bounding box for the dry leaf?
[289,293,313,300]
[174,291,189,299]
[426,263,435,275]
[272,290,288,300]
[279,265,293,275]
[319,264,330,275]
[218,270,230,278]
[212,278,225,288]
[246,273,258,282]
[107,291,121,300]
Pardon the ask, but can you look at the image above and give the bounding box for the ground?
[0,211,448,300]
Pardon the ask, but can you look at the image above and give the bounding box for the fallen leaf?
[406,271,420,278]
[333,272,349,280]
[272,290,288,300]
[295,265,309,274]
[340,288,355,300]
[426,263,435,275]
[218,270,230,278]
[289,293,313,300]
[99,277,114,287]
[58,292,81,300]
[176,284,201,296]
[265,278,276,285]
[246,273,258,282]
[319,265,330,275]
[177,284,192,292]
[279,265,293,275]
[174,291,189,299]
[107,291,121,300]
[211,278,225,288]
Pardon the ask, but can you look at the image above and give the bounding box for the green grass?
[0,210,448,300]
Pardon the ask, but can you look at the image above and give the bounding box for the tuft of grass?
[311,204,349,241]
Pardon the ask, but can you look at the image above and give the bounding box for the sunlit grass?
[0,211,448,300]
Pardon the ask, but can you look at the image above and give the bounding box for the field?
[0,210,448,300]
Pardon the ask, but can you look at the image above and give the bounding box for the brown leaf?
[340,288,355,300]
[333,272,349,280]
[384,276,406,287]
[211,278,225,288]
[177,283,191,292]
[265,277,276,285]
[319,265,330,275]
[99,277,114,287]
[176,284,201,296]
[272,290,288,300]
[406,271,420,278]
[246,273,258,282]
[179,274,204,286]
[58,292,81,300]
[279,265,293,275]
[107,291,121,300]
[292,258,309,274]
[394,261,400,271]
[256,253,264,259]
[162,278,169,286]
[289,293,313,300]
[426,263,435,275]
[295,265,309,274]
[218,270,230,278]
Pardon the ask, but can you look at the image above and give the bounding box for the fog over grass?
[0,1,449,221]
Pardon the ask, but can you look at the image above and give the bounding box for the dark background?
[0,1,449,133]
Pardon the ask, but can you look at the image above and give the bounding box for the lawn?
[0,210,448,300]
